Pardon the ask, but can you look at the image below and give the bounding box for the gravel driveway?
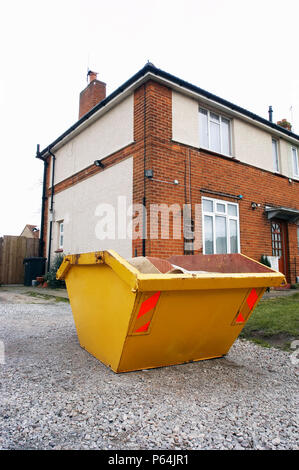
[0,292,298,450]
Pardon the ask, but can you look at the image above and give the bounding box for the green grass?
[240,292,299,350]
[25,291,69,303]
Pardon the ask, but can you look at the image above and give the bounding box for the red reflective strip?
[137,291,161,319]
[236,313,245,324]
[246,288,258,310]
[135,321,151,333]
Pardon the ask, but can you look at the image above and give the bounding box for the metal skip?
[57,250,286,373]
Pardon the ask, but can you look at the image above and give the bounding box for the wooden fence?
[0,236,40,284]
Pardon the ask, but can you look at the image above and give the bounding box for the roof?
[21,225,40,238]
[265,205,299,223]
[38,63,299,158]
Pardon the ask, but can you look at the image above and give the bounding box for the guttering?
[145,66,299,143]
[36,144,48,258]
[37,64,299,160]
[38,64,299,159]
[38,66,155,158]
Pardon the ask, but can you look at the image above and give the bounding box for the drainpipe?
[36,144,48,259]
[47,147,56,270]
[142,84,147,256]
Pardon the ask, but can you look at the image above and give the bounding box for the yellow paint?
[57,250,286,373]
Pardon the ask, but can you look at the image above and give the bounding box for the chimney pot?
[88,70,98,83]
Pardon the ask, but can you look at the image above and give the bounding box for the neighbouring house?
[20,224,40,239]
[36,63,299,284]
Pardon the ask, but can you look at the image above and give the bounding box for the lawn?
[240,292,299,350]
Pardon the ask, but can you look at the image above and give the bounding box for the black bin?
[23,257,46,286]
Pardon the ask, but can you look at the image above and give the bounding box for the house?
[36,63,299,284]
[20,224,40,239]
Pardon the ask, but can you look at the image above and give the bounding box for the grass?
[25,291,69,303]
[240,292,299,350]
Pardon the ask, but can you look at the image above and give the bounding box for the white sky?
[0,0,298,236]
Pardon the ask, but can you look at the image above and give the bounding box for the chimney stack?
[268,105,273,122]
[79,70,106,119]
[277,118,292,131]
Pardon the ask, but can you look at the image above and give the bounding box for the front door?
[271,220,289,276]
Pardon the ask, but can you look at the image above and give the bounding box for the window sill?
[199,146,234,160]
[55,249,63,253]
[170,139,238,161]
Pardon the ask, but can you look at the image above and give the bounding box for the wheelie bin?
[23,257,46,286]
[57,250,286,373]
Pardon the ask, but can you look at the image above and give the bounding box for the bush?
[44,254,65,289]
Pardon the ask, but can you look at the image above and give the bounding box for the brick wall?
[131,80,299,283]
[79,79,106,119]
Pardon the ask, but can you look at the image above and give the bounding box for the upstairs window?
[199,108,231,155]
[272,138,280,172]
[292,147,299,178]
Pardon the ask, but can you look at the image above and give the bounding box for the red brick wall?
[131,80,299,283]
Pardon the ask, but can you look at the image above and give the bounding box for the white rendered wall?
[51,94,134,185]
[47,157,133,263]
[172,91,200,148]
[172,90,296,177]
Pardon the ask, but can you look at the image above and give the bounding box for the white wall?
[47,157,133,263]
[233,119,274,171]
[172,90,297,177]
[51,94,134,185]
[172,91,199,148]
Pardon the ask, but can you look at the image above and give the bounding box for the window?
[58,221,64,250]
[292,147,299,178]
[272,138,280,172]
[297,225,299,253]
[271,222,282,257]
[199,108,231,155]
[202,197,240,254]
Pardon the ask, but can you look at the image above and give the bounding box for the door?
[271,221,289,276]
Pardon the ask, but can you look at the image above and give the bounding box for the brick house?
[36,63,299,283]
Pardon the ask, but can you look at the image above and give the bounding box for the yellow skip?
[57,250,285,373]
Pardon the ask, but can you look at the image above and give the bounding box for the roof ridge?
[38,63,298,157]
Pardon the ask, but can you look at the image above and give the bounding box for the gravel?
[0,297,298,450]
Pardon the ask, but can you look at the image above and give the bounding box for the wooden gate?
[0,236,40,284]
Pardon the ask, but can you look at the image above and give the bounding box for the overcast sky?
[0,0,298,236]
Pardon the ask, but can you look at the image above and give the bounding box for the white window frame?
[272,138,280,173]
[202,197,240,254]
[58,221,64,250]
[291,146,299,178]
[199,107,232,156]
